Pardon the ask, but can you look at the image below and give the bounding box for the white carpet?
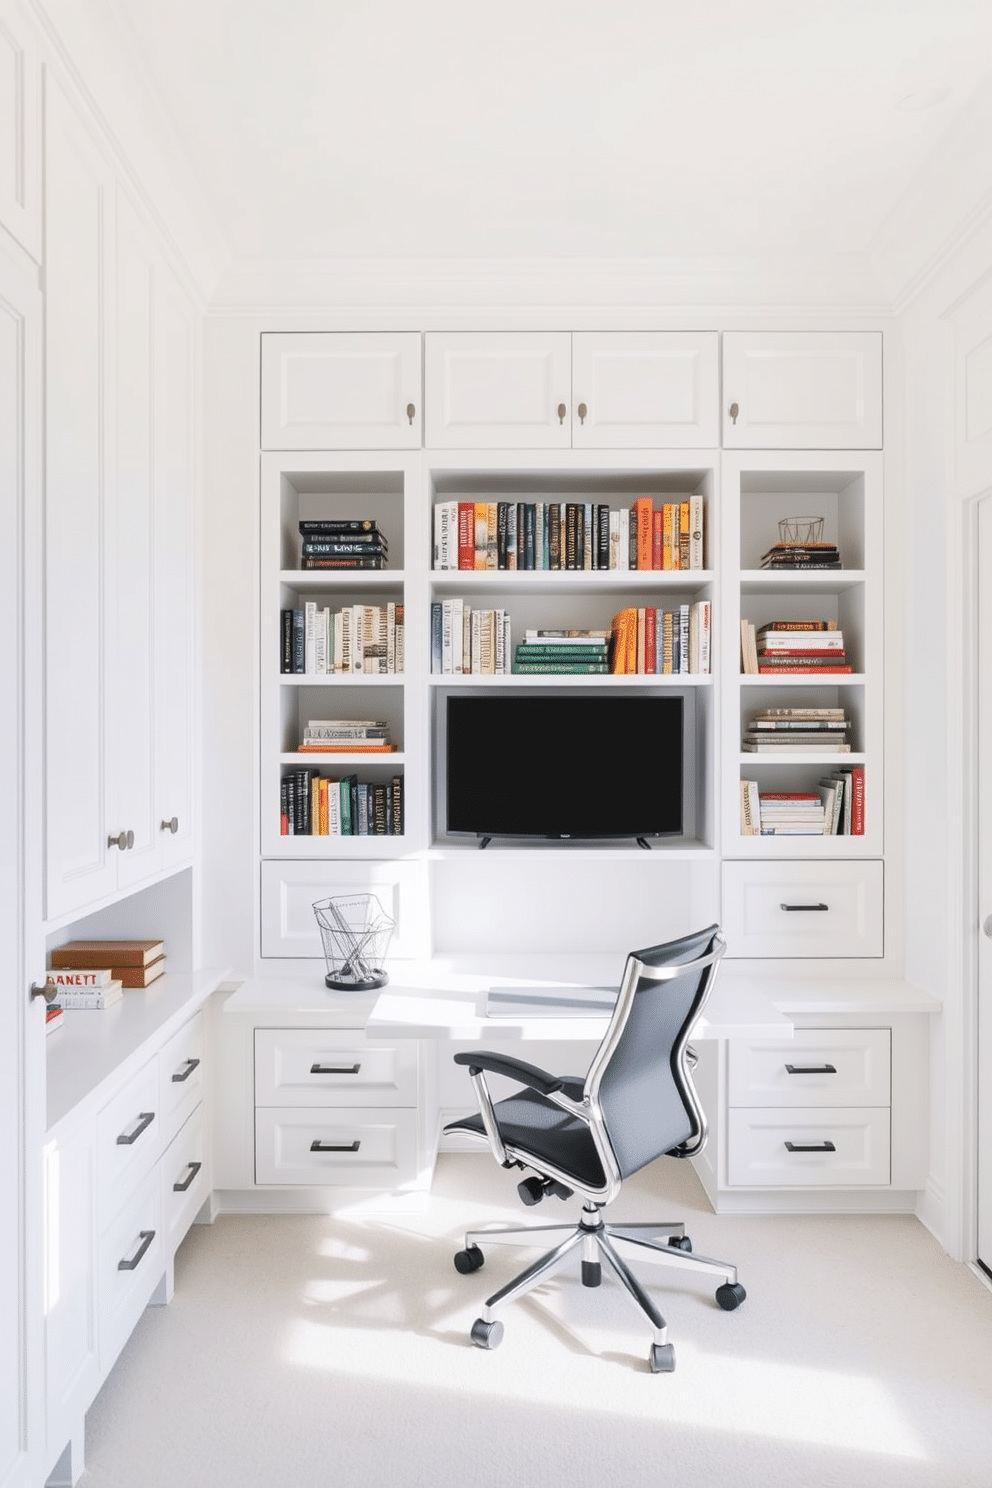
[81,1155,992,1488]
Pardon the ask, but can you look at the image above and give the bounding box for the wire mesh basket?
[778,515,824,544]
[312,894,394,991]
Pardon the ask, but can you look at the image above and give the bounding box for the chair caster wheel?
[716,1281,747,1311]
[667,1234,692,1252]
[650,1343,676,1373]
[454,1245,485,1274]
[517,1176,545,1206]
[470,1317,504,1350]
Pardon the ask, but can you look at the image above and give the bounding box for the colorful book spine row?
[430,602,512,674]
[610,602,711,675]
[432,495,704,572]
[281,602,404,675]
[280,770,403,837]
[739,767,865,836]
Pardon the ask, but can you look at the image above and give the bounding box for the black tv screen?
[445,693,684,843]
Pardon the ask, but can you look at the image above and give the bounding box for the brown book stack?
[49,938,166,989]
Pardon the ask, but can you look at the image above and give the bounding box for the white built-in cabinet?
[44,76,196,922]
[424,330,720,448]
[721,331,883,449]
[261,331,422,449]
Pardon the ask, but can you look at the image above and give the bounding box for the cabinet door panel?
[722,331,882,449]
[425,331,571,448]
[571,331,718,448]
[44,78,117,917]
[0,2,41,260]
[261,332,422,449]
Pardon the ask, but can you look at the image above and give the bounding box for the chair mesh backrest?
[595,925,719,1178]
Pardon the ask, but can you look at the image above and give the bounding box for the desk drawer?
[159,1012,205,1147]
[255,1107,418,1187]
[162,1104,210,1252]
[96,1057,161,1218]
[727,1107,890,1187]
[97,1167,163,1368]
[723,861,883,958]
[728,1030,891,1107]
[255,1029,418,1108]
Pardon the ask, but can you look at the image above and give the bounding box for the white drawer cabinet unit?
[425,330,719,448]
[721,331,883,449]
[43,977,223,1487]
[261,332,423,449]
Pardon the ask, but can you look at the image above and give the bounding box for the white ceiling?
[108,0,992,279]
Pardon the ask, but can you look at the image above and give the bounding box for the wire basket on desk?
[778,515,824,544]
[312,894,394,991]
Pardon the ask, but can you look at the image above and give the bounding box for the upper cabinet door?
[0,1,41,261]
[571,331,719,448]
[261,332,422,449]
[425,331,572,448]
[722,331,883,449]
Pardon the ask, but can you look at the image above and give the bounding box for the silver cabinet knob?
[108,829,135,851]
[406,402,416,424]
[160,816,179,834]
[577,402,588,424]
[557,403,567,424]
[984,915,992,939]
[31,977,59,1004]
[729,401,740,425]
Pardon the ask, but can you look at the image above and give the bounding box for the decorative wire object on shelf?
[778,515,824,544]
[313,894,394,991]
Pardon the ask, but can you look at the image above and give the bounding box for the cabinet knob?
[729,401,740,425]
[577,402,588,424]
[406,402,416,424]
[161,816,180,834]
[31,977,59,1004]
[983,915,992,938]
[108,829,135,851]
[557,403,567,424]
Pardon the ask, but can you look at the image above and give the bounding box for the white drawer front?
[159,1012,205,1145]
[255,1108,418,1187]
[728,1030,891,1108]
[97,1167,163,1368]
[723,860,883,958]
[162,1104,210,1252]
[727,1107,890,1187]
[255,1029,418,1108]
[96,1057,162,1216]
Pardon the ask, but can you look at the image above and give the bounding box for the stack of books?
[740,786,828,835]
[47,939,166,1007]
[430,602,512,674]
[431,495,705,572]
[759,540,842,570]
[740,619,852,675]
[611,603,711,675]
[281,601,403,674]
[298,518,388,570]
[742,706,852,753]
[513,632,610,674]
[296,719,395,754]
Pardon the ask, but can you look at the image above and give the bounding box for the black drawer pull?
[780,902,829,912]
[173,1161,202,1193]
[116,1111,155,1145]
[310,1139,361,1153]
[784,1141,837,1153]
[785,1063,837,1075]
[171,1057,201,1083]
[310,1062,361,1076]
[118,1230,156,1271]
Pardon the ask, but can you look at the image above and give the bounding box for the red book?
[841,766,866,834]
[758,665,853,674]
[457,503,475,569]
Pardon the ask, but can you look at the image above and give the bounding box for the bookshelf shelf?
[427,671,713,688]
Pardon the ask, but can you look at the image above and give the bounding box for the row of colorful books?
[741,618,853,675]
[296,518,389,570]
[45,939,166,1012]
[610,603,711,675]
[280,769,403,836]
[740,766,865,835]
[432,496,705,572]
[430,603,512,674]
[281,602,404,675]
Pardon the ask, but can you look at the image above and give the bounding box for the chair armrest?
[453,1050,564,1098]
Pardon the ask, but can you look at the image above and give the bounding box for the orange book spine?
[662,504,674,570]
[644,607,657,673]
[635,497,653,571]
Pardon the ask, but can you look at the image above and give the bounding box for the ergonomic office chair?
[444,925,744,1372]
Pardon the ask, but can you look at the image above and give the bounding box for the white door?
[977,494,992,1275]
[0,246,45,1487]
[424,331,572,448]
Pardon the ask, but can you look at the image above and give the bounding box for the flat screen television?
[445,693,684,846]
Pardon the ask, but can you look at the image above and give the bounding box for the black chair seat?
[446,1086,608,1189]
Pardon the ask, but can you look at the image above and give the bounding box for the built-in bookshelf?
[721,454,882,858]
